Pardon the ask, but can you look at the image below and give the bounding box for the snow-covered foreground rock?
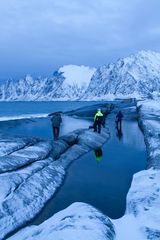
[137,100,160,169]
[113,100,160,240]
[0,127,110,239]
[9,202,115,240]
[125,168,160,240]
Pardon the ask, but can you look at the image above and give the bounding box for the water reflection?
[116,125,123,141]
[94,148,103,162]
[120,121,145,150]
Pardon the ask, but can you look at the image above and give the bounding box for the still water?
[31,118,146,222]
[0,101,94,138]
[0,101,97,118]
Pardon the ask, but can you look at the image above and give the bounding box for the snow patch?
[59,65,96,88]
[0,114,48,121]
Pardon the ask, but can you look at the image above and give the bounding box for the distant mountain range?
[0,50,160,101]
[85,50,160,100]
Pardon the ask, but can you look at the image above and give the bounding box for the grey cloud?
[0,0,160,80]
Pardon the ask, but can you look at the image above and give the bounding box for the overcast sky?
[0,0,160,81]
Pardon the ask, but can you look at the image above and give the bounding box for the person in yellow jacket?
[94,148,103,162]
[93,108,104,133]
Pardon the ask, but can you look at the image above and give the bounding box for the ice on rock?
[0,134,36,156]
[78,129,110,149]
[9,202,115,240]
[109,99,160,240]
[0,141,52,173]
[118,99,160,240]
[137,99,160,169]
[0,159,65,239]
[0,127,110,239]
[126,168,160,239]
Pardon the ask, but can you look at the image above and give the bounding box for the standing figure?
[115,110,123,129]
[93,108,104,134]
[51,112,62,140]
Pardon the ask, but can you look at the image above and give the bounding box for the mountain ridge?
[0,50,160,101]
[84,50,160,100]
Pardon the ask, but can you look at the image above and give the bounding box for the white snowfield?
[59,65,96,88]
[0,114,48,122]
[0,128,110,239]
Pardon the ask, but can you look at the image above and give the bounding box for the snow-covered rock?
[115,99,160,240]
[85,50,160,100]
[137,99,160,169]
[9,203,115,240]
[126,168,160,240]
[0,134,37,156]
[0,127,110,239]
[0,141,53,173]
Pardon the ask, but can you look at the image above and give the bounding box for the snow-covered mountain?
[84,50,160,100]
[0,50,160,101]
[0,65,96,101]
[56,65,96,100]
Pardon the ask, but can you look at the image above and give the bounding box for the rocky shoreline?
[0,99,159,240]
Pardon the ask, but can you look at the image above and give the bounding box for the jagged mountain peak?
[85,50,160,99]
[0,51,160,101]
[0,65,96,101]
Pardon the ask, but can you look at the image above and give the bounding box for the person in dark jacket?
[115,110,123,129]
[51,112,62,140]
[93,109,104,134]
